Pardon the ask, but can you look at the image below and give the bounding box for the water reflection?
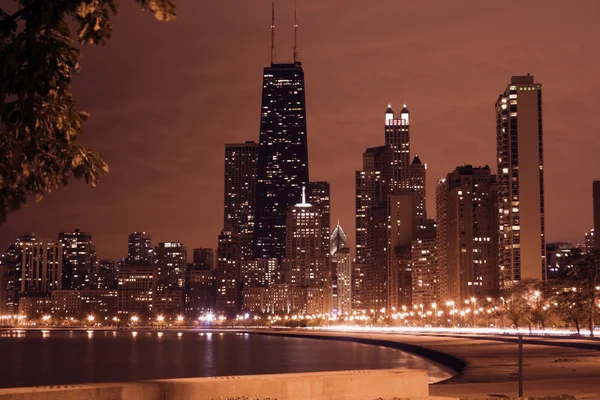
[0,330,452,388]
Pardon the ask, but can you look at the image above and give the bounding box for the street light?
[87,315,95,323]
[432,303,437,325]
[130,315,139,324]
[157,315,165,323]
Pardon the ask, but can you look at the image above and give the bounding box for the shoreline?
[245,329,600,399]
[2,327,600,397]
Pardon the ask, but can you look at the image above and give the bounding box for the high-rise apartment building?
[284,188,328,288]
[154,242,186,314]
[127,232,153,265]
[336,247,352,315]
[93,260,117,290]
[411,237,437,307]
[546,242,575,280]
[309,182,331,258]
[155,242,187,291]
[437,166,499,302]
[496,75,545,284]
[117,265,156,315]
[2,234,37,313]
[193,248,214,269]
[351,261,365,310]
[385,104,411,192]
[253,61,310,260]
[216,226,241,314]
[409,156,427,231]
[387,193,418,308]
[224,142,259,238]
[594,181,600,250]
[364,204,388,309]
[435,180,449,302]
[186,266,216,316]
[0,258,7,315]
[58,229,95,289]
[585,229,595,251]
[20,239,63,295]
[355,145,393,263]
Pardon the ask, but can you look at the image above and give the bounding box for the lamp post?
[470,297,476,326]
[432,303,437,325]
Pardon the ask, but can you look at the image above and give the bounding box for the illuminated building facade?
[335,247,352,314]
[387,193,418,308]
[224,141,258,236]
[330,222,348,256]
[385,104,411,192]
[351,261,365,310]
[155,242,187,292]
[216,227,241,313]
[546,242,575,280]
[116,265,156,315]
[496,75,545,284]
[127,232,153,265]
[411,224,437,307]
[437,166,499,302]
[435,179,449,302]
[58,229,95,290]
[0,255,7,314]
[585,229,595,251]
[284,188,328,288]
[264,284,306,314]
[50,290,81,318]
[186,267,216,315]
[92,260,117,290]
[594,181,600,250]
[309,182,331,258]
[409,155,427,232]
[225,141,259,260]
[20,239,63,295]
[253,62,310,260]
[80,289,118,319]
[355,145,392,263]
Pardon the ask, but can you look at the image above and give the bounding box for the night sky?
[2,0,600,260]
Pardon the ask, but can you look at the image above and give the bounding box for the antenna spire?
[293,0,299,63]
[270,1,276,65]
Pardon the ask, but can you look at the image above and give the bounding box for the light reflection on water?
[0,330,452,388]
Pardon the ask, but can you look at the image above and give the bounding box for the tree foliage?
[554,248,600,335]
[0,0,176,223]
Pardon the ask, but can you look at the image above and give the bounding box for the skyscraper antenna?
[293,0,299,63]
[270,1,276,64]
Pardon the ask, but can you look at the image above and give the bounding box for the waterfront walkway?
[249,330,600,400]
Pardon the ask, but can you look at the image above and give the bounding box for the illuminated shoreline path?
[253,4,309,260]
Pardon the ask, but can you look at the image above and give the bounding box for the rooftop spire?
[270,1,276,64]
[293,0,299,63]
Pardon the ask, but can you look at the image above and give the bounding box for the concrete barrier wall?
[0,369,430,400]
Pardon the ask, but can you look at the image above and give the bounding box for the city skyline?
[1,1,600,260]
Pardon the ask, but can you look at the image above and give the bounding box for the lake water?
[0,330,452,388]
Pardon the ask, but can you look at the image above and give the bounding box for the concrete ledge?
[0,369,436,400]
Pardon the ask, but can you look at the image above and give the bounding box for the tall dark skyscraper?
[309,182,331,258]
[58,229,96,290]
[127,232,153,265]
[594,181,600,250]
[253,60,309,259]
[224,141,259,237]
